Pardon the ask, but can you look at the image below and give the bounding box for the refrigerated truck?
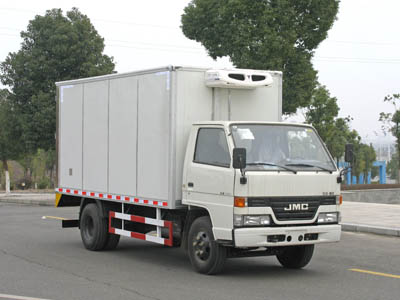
[55,66,342,274]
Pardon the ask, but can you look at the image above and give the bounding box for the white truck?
[55,66,342,274]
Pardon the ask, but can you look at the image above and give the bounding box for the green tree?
[331,117,357,162]
[304,84,376,181]
[0,89,23,193]
[348,138,376,183]
[358,143,376,181]
[380,94,400,183]
[0,8,115,152]
[29,148,56,189]
[305,85,351,161]
[181,0,340,114]
[387,153,399,181]
[18,154,34,189]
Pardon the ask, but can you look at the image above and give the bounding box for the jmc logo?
[283,203,309,211]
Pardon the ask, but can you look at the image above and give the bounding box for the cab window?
[194,128,231,167]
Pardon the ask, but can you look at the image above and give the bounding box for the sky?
[0,0,399,144]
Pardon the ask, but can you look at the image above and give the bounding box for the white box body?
[56,66,282,209]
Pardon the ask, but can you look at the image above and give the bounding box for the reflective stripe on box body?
[56,188,168,208]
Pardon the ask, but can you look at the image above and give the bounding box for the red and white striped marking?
[56,188,168,208]
[108,211,173,246]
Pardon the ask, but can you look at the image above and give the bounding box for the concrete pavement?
[0,192,399,237]
[342,188,400,204]
[341,201,400,237]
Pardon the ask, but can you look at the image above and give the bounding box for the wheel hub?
[193,231,211,261]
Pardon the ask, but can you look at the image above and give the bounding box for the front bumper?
[234,224,341,247]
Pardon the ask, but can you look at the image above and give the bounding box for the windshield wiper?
[247,162,297,174]
[285,163,333,173]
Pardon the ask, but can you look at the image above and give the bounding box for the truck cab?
[182,121,341,273]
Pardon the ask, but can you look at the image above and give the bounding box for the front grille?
[270,198,319,221]
[248,196,335,221]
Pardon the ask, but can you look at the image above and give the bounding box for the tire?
[276,245,314,269]
[104,233,120,250]
[188,216,227,275]
[80,203,108,251]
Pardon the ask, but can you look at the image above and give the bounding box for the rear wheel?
[104,233,120,250]
[188,216,227,275]
[276,245,314,269]
[80,203,108,251]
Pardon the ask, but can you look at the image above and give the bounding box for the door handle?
[188,182,194,188]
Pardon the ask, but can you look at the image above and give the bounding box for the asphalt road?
[0,203,399,300]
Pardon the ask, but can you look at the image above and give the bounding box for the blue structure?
[358,173,364,184]
[373,161,386,184]
[337,161,385,185]
[347,168,352,184]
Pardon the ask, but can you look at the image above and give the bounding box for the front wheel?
[276,245,314,269]
[188,216,227,275]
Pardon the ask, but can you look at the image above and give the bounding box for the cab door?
[183,126,235,240]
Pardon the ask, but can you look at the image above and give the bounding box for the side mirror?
[233,148,247,184]
[233,148,247,169]
[345,144,354,163]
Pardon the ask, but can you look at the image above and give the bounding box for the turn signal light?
[234,197,247,207]
[336,195,343,205]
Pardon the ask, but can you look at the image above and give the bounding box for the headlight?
[234,215,271,227]
[317,212,339,224]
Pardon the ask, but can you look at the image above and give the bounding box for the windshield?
[230,124,336,172]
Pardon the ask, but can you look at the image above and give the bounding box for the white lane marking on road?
[0,293,52,300]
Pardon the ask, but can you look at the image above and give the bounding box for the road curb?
[0,198,54,206]
[342,223,400,237]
